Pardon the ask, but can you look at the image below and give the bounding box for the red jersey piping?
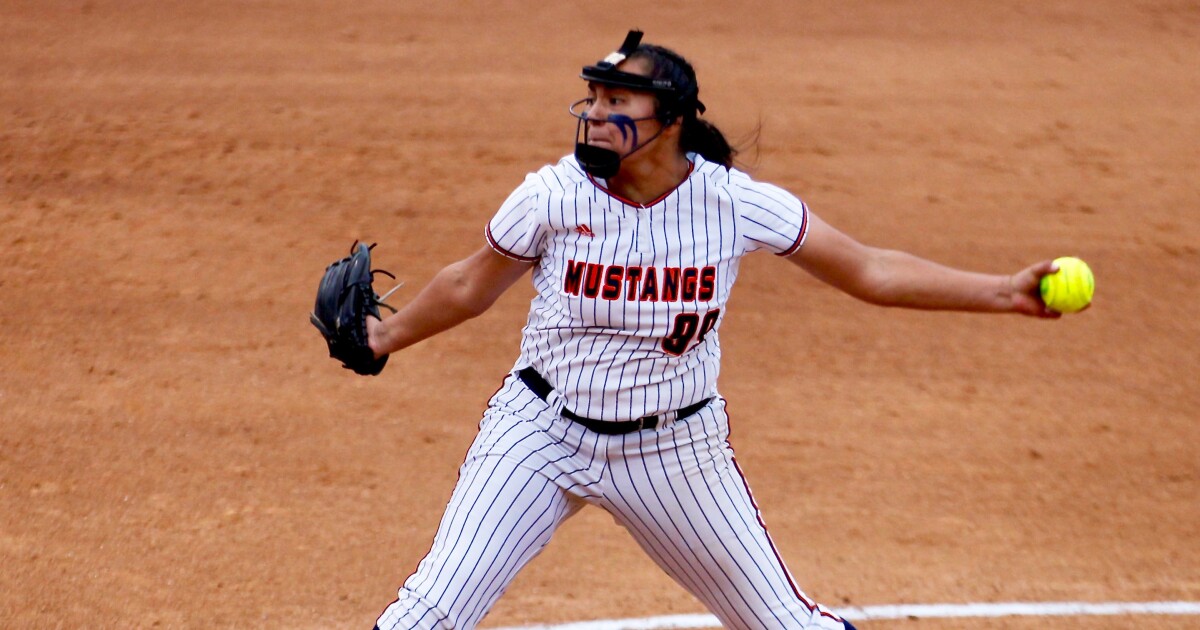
[587,160,696,208]
[486,225,539,262]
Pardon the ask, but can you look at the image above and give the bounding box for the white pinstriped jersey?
[486,153,809,421]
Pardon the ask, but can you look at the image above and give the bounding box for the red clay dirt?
[1,2,1197,629]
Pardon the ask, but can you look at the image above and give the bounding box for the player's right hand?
[1009,260,1063,319]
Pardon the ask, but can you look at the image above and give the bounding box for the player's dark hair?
[629,44,737,169]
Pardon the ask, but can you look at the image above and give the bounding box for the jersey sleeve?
[736,181,810,256]
[485,177,549,262]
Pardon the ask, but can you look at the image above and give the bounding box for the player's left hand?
[1009,260,1063,319]
[309,241,400,375]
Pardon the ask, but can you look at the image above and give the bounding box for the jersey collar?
[587,158,696,209]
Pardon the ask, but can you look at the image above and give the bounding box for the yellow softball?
[1040,256,1094,313]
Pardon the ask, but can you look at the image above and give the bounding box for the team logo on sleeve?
[573,224,596,238]
[563,260,716,302]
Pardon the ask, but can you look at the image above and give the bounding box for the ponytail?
[681,115,736,169]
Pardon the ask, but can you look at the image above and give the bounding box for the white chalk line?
[490,601,1200,629]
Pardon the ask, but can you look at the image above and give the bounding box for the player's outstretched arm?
[367,245,535,357]
[788,211,1060,318]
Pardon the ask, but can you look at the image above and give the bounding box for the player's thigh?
[602,408,841,629]
[391,449,584,629]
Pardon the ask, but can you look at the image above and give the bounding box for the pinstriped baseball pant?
[375,374,851,630]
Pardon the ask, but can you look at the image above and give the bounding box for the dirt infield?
[2,1,1197,628]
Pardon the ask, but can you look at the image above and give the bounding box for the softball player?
[367,31,1061,630]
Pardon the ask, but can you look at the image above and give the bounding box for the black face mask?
[569,30,705,179]
[568,98,665,179]
[573,142,622,179]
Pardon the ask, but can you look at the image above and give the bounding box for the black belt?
[516,367,710,435]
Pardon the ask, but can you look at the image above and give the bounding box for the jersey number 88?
[661,309,721,356]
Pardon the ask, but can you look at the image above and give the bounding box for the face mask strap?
[580,30,674,94]
[570,97,669,178]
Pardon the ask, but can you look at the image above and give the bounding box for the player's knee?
[376,586,463,630]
